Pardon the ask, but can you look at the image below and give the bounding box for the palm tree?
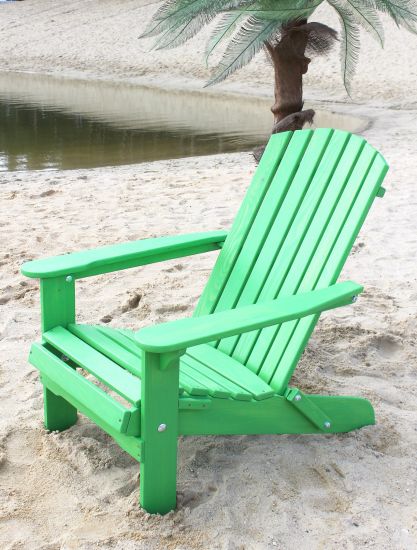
[142,0,417,156]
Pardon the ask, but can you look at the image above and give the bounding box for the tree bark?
[266,19,311,126]
[253,20,315,163]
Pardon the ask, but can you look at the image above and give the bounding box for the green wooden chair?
[22,128,388,514]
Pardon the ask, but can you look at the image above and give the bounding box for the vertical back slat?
[191,128,388,396]
[254,134,370,382]
[194,131,293,317]
[212,130,314,350]
[268,153,388,393]
[228,128,339,363]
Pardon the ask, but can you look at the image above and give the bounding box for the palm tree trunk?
[266,20,311,127]
[253,20,315,162]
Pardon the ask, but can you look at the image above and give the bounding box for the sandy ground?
[1,1,417,549]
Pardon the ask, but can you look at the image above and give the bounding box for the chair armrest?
[135,281,363,353]
[21,231,227,279]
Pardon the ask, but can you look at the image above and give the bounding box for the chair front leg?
[40,276,77,431]
[139,350,183,514]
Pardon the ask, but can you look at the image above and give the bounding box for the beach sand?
[0,1,417,548]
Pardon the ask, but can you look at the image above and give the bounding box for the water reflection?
[0,99,256,171]
[0,72,366,172]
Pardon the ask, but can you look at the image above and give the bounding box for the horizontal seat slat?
[96,325,142,356]
[182,354,252,401]
[48,324,277,403]
[188,345,275,400]
[43,326,141,406]
[180,356,232,399]
[68,324,141,377]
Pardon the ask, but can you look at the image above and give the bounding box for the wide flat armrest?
[136,281,363,353]
[21,231,227,279]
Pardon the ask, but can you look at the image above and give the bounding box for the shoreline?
[2,65,416,112]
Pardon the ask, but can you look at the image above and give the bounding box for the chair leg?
[139,433,178,514]
[39,277,78,431]
[43,386,77,431]
[139,350,181,514]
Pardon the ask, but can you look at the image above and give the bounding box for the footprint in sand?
[163,263,185,273]
[370,335,402,359]
[120,293,142,313]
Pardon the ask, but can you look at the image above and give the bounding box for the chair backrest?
[195,128,388,394]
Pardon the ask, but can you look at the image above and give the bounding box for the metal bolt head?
[324,421,331,429]
[352,295,358,303]
[65,275,73,283]
[157,423,167,432]
[294,394,302,401]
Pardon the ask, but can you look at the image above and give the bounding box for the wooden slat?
[258,138,374,383]
[43,326,141,406]
[180,357,231,398]
[213,129,314,328]
[224,128,336,362]
[96,325,142,355]
[254,133,368,381]
[194,131,293,317]
[30,343,132,434]
[183,354,252,401]
[269,152,388,393]
[68,324,141,377]
[189,345,274,400]
[65,325,268,401]
[177,365,211,397]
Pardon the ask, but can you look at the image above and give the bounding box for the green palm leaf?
[373,0,417,32]
[154,11,216,49]
[140,0,231,39]
[227,0,322,20]
[328,0,361,94]
[205,11,247,65]
[207,16,281,86]
[338,0,384,45]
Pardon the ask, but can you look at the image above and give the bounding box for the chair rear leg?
[43,385,77,431]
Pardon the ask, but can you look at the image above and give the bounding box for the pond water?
[0,73,366,172]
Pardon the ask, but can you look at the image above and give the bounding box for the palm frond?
[338,0,384,45]
[205,11,247,64]
[140,0,236,39]
[373,0,417,33]
[227,0,323,20]
[328,0,361,94]
[154,11,216,48]
[207,16,281,86]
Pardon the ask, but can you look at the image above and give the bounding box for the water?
[0,72,366,172]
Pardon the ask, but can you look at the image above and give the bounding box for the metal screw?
[324,421,331,429]
[352,295,358,303]
[61,354,69,362]
[294,394,302,401]
[158,423,167,432]
[65,275,73,283]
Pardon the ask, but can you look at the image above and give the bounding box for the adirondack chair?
[22,128,388,514]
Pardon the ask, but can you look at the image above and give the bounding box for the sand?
[0,1,417,549]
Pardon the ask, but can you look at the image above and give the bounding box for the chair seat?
[48,324,275,402]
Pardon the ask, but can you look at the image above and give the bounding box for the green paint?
[22,129,388,514]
